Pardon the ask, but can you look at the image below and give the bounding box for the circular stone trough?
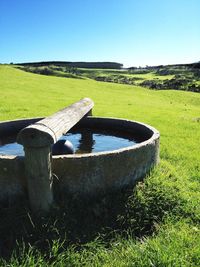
[0,117,160,204]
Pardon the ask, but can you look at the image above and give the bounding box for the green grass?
[71,67,174,82]
[17,64,200,91]
[0,65,200,266]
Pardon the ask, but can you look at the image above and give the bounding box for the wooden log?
[17,97,94,147]
[17,98,94,213]
[24,146,53,212]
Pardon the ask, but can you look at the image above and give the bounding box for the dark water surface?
[0,128,140,156]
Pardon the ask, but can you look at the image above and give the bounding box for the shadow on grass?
[0,176,185,260]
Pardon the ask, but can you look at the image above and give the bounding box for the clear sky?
[0,0,199,67]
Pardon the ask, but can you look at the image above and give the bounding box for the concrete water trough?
[0,98,160,212]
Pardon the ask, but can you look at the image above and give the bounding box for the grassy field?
[17,65,175,84]
[0,65,200,266]
[17,63,200,91]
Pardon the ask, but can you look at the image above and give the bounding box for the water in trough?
[0,128,141,156]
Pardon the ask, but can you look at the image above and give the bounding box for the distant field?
[16,62,200,92]
[0,65,200,266]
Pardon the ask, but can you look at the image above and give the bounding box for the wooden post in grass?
[17,98,94,213]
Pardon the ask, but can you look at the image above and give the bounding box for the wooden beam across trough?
[17,98,94,213]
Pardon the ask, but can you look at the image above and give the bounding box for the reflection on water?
[63,129,138,154]
[65,129,95,154]
[0,128,139,156]
[0,142,24,156]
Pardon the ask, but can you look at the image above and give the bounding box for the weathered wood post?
[17,98,94,213]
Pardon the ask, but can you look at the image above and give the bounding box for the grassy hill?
[0,65,200,266]
[16,61,200,92]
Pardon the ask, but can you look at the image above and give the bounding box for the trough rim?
[0,117,160,159]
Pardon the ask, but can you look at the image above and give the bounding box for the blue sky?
[0,0,199,67]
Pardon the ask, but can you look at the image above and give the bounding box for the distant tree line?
[16,61,123,69]
[128,62,200,71]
